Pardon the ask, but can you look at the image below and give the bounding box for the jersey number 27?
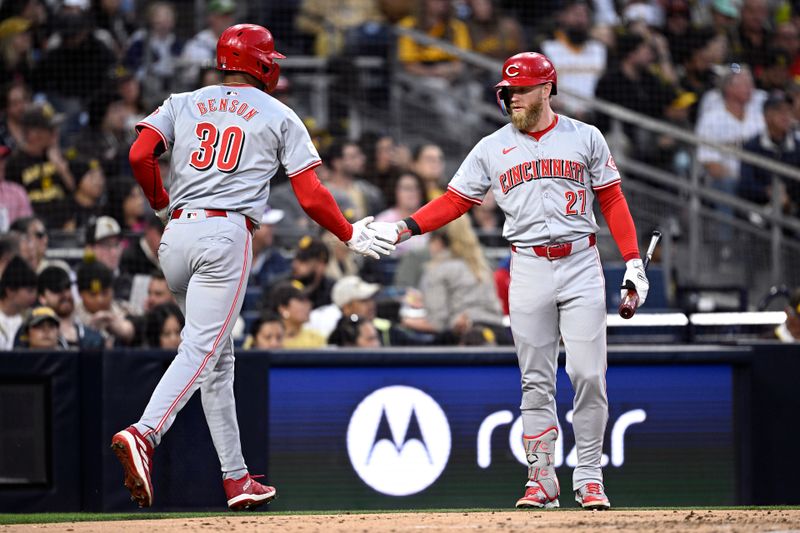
[189,122,245,173]
[564,190,587,216]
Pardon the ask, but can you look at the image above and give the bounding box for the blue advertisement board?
[268,364,735,509]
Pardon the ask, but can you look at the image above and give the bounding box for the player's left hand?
[620,258,649,306]
[346,216,396,260]
[370,220,412,245]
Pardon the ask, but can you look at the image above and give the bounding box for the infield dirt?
[2,509,800,532]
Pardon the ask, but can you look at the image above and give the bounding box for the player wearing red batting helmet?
[216,24,285,93]
[495,52,558,116]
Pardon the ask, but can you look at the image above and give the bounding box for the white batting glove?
[620,258,649,306]
[154,206,169,225]
[370,220,412,245]
[346,216,395,260]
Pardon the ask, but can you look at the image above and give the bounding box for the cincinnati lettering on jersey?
[499,158,585,195]
[196,98,259,121]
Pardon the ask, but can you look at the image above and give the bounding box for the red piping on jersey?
[287,159,322,178]
[447,185,482,205]
[291,167,353,241]
[409,189,474,234]
[595,182,640,261]
[525,115,559,142]
[593,178,621,191]
[135,121,169,149]
[129,126,170,210]
[145,232,251,439]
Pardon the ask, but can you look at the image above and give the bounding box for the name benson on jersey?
[499,158,586,195]
[196,98,260,121]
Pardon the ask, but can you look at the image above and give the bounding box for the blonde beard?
[511,99,544,131]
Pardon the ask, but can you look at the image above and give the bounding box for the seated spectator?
[773,288,800,342]
[412,143,446,200]
[0,255,38,349]
[738,92,800,215]
[327,313,381,348]
[0,233,20,275]
[540,0,607,121]
[5,103,74,229]
[276,236,335,309]
[180,0,237,90]
[91,0,134,55]
[36,266,104,349]
[771,22,800,82]
[143,302,183,349]
[0,80,31,150]
[324,140,384,221]
[0,16,35,85]
[73,89,135,180]
[755,48,794,92]
[106,178,146,234]
[64,157,105,232]
[120,215,163,276]
[268,281,326,349]
[143,271,174,311]
[0,144,32,231]
[124,1,184,109]
[74,260,135,346]
[321,230,360,280]
[464,0,523,61]
[250,207,291,288]
[308,274,380,338]
[295,0,383,57]
[84,216,127,295]
[375,171,429,256]
[678,28,727,121]
[14,305,67,349]
[730,0,770,70]
[360,132,407,200]
[9,215,70,273]
[242,310,285,350]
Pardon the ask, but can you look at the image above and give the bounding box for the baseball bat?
[618,230,662,319]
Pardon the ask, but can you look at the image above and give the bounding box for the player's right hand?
[154,206,170,225]
[620,258,649,306]
[346,216,396,260]
[370,220,412,245]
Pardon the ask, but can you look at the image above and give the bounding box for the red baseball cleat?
[575,482,611,510]
[110,426,154,508]
[515,484,560,509]
[224,473,277,510]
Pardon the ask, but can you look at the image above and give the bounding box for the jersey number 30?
[189,122,245,173]
[564,190,587,216]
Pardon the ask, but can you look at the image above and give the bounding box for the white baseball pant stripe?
[135,210,252,479]
[509,244,609,491]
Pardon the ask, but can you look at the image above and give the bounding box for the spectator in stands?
[0,145,32,232]
[469,188,505,247]
[773,287,800,342]
[143,271,174,312]
[295,0,383,57]
[84,215,123,272]
[412,143,446,200]
[250,207,291,288]
[284,236,335,309]
[663,0,692,69]
[180,0,237,90]
[268,281,326,349]
[92,0,134,56]
[738,91,800,215]
[327,313,381,348]
[5,103,74,229]
[709,0,741,44]
[321,230,360,280]
[120,215,163,276]
[0,16,35,84]
[242,310,285,350]
[0,234,20,275]
[143,302,183,349]
[9,215,69,274]
[464,0,523,61]
[124,1,183,109]
[678,28,728,120]
[74,260,134,346]
[14,305,66,349]
[360,132,404,200]
[696,64,766,197]
[540,0,607,120]
[64,157,105,232]
[731,0,771,69]
[375,171,429,256]
[0,255,38,349]
[755,48,794,92]
[308,274,379,339]
[324,140,384,221]
[106,178,146,234]
[73,88,135,180]
[37,265,104,349]
[30,8,116,108]
[772,22,800,81]
[0,80,31,150]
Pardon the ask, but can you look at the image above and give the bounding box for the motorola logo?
[346,385,451,496]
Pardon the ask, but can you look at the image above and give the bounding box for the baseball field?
[2,508,800,532]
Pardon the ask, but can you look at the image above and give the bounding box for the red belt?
[170,209,255,232]
[512,234,596,260]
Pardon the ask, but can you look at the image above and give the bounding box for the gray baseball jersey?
[448,115,620,246]
[137,84,321,223]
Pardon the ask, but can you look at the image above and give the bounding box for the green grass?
[1,507,799,525]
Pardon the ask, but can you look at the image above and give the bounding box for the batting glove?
[154,206,170,225]
[370,220,412,245]
[346,216,396,260]
[620,258,649,306]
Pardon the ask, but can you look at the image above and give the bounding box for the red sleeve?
[409,189,473,234]
[595,182,640,261]
[291,168,353,242]
[129,126,170,210]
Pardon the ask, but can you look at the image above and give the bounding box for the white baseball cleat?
[515,484,560,509]
[575,482,611,510]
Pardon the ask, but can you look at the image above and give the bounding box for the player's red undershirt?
[129,126,353,242]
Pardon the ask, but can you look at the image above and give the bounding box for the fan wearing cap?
[36,265,104,349]
[4,103,75,228]
[74,260,135,346]
[14,305,67,349]
[250,206,291,288]
[0,255,38,349]
[267,281,325,349]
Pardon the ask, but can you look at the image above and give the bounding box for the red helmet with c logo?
[217,24,285,92]
[495,52,557,115]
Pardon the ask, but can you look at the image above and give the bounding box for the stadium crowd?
[0,0,799,350]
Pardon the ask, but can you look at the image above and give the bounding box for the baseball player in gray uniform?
[112,24,393,510]
[371,52,649,509]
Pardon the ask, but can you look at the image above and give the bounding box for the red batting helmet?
[495,52,557,115]
[217,24,285,93]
